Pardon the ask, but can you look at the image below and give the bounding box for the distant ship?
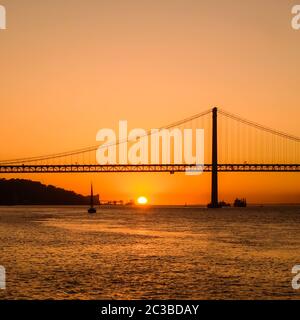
[88,184,97,214]
[234,198,247,207]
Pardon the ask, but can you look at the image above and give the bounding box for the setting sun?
[137,196,148,205]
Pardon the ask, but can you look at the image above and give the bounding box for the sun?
[137,196,148,205]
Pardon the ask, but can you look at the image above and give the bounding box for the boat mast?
[90,184,94,208]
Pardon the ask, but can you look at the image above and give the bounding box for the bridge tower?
[211,107,219,208]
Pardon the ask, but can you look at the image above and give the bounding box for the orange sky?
[0,0,299,204]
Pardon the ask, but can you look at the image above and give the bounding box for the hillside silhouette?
[0,179,100,205]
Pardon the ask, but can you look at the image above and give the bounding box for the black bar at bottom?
[0,300,298,319]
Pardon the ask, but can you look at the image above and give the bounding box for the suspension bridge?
[0,108,299,208]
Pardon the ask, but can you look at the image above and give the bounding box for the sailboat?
[88,184,97,214]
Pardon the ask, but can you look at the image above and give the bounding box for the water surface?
[0,206,300,299]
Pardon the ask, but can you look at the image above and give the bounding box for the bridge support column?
[211,107,219,208]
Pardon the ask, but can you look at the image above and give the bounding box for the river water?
[0,205,300,300]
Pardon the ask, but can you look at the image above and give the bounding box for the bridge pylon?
[211,107,219,208]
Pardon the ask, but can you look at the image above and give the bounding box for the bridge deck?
[0,164,299,173]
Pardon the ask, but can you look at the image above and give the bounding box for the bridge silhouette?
[0,107,299,208]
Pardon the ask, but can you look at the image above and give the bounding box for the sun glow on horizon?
[137,196,148,205]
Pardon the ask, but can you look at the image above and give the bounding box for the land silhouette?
[0,179,100,205]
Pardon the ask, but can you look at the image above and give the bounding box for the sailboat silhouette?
[88,184,96,214]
